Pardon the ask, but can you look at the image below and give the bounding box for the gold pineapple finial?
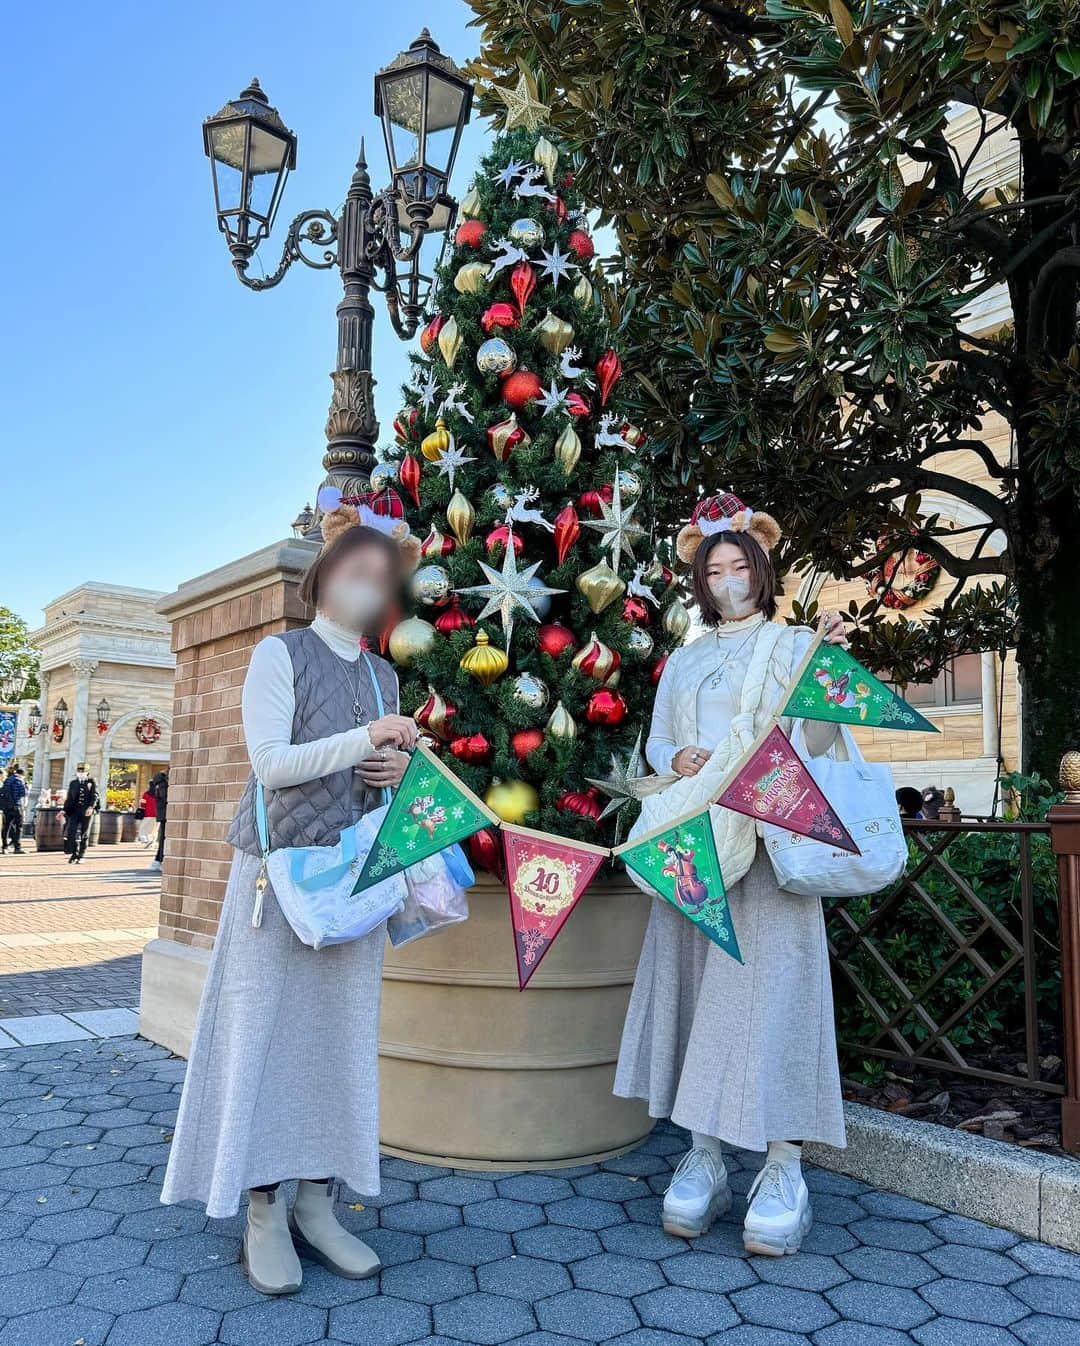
[1060,750,1080,804]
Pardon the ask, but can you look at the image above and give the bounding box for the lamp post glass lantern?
[27,704,42,737]
[0,666,27,702]
[202,31,473,527]
[96,697,111,732]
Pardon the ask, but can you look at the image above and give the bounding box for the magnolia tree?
[384,103,684,860]
[467,0,1080,780]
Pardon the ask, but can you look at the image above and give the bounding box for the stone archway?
[100,708,173,803]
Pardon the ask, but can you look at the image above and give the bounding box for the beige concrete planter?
[379,872,652,1169]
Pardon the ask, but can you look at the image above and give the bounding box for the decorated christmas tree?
[381,77,686,862]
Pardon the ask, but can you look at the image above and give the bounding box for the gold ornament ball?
[454,262,488,294]
[476,337,518,377]
[534,135,558,187]
[508,217,544,249]
[535,309,575,356]
[421,417,452,462]
[577,559,627,614]
[554,424,581,476]
[546,700,577,742]
[446,489,476,545]
[512,673,549,710]
[663,598,692,640]
[410,564,451,606]
[460,630,509,685]
[460,185,483,217]
[388,616,436,667]
[573,274,594,306]
[438,315,463,368]
[485,777,540,824]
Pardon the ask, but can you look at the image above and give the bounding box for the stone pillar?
[139,538,315,1055]
[65,659,98,780]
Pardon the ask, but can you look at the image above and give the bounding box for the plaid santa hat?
[317,484,421,571]
[675,492,782,565]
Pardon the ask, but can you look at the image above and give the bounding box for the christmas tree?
[382,81,686,860]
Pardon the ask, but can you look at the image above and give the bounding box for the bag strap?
[361,650,393,809]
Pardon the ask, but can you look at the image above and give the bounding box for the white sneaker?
[662,1147,732,1238]
[150,860,162,871]
[743,1159,812,1256]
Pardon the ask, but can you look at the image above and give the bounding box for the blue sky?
[1,0,489,626]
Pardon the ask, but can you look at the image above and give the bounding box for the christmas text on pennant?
[614,808,742,963]
[781,631,939,733]
[352,743,499,893]
[501,825,609,989]
[715,722,860,854]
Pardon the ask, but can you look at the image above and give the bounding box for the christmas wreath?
[866,538,940,610]
[135,717,162,746]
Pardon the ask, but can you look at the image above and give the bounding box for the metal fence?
[825,817,1062,1096]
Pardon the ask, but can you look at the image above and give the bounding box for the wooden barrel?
[379,872,652,1169]
[121,813,139,842]
[97,811,124,844]
[33,808,65,851]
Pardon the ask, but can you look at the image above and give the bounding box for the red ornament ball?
[567,229,594,261]
[481,302,518,334]
[434,597,475,634]
[556,786,602,821]
[536,622,577,658]
[502,369,544,410]
[650,654,669,686]
[623,595,650,625]
[419,314,445,355]
[545,196,568,223]
[566,391,591,418]
[399,454,422,508]
[450,733,493,764]
[577,485,614,518]
[469,827,505,880]
[511,729,546,760]
[585,688,627,727]
[485,524,524,557]
[456,219,487,248]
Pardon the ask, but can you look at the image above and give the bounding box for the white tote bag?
[763,723,907,897]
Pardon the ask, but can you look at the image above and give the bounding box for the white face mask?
[707,573,757,620]
[322,576,384,632]
[76,772,87,781]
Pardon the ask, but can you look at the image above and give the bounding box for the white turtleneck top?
[242,613,386,790]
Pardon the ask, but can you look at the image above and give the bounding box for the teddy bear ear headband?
[316,484,422,571]
[675,491,782,566]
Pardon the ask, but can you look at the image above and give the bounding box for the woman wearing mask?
[162,497,421,1296]
[615,493,848,1258]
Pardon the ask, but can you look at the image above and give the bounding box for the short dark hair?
[691,530,777,624]
[298,524,404,610]
[896,787,922,817]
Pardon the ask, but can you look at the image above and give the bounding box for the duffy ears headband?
[675,492,782,566]
[316,484,422,571]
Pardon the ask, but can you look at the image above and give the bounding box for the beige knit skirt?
[614,846,846,1152]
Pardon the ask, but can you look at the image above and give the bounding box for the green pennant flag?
[614,808,741,963]
[352,742,498,893]
[780,633,939,733]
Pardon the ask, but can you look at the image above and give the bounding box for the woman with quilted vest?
[162,494,421,1296]
[614,493,849,1258]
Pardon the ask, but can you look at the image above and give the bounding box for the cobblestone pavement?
[0,844,157,1017]
[1,1037,1078,1345]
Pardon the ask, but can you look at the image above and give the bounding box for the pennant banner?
[502,825,609,989]
[614,808,742,963]
[353,743,498,893]
[781,633,939,733]
[715,722,860,855]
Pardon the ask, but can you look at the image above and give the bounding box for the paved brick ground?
[0,844,157,1017]
[1,1037,1078,1346]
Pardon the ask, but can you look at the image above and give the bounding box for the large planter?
[97,810,124,844]
[33,807,65,851]
[379,871,652,1169]
[121,813,140,842]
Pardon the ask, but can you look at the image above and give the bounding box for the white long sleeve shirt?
[241,614,384,789]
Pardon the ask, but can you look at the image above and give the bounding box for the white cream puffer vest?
[627,618,809,893]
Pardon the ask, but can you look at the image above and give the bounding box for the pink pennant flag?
[715,723,860,855]
[501,825,609,990]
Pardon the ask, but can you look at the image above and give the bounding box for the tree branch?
[1027,245,1080,354]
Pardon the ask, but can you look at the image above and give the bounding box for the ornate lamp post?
[202,30,473,517]
[0,666,27,703]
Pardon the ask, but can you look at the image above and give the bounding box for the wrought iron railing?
[826,817,1062,1095]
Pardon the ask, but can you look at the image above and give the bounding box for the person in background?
[1,765,28,854]
[62,763,99,864]
[137,783,158,846]
[148,771,168,870]
[895,786,924,819]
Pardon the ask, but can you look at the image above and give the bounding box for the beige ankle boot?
[242,1188,302,1295]
[289,1179,380,1279]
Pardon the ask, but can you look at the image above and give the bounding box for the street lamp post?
[202,30,473,520]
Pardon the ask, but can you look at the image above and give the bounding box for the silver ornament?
[476,337,518,376]
[617,469,642,501]
[512,673,549,709]
[489,483,514,511]
[525,576,554,620]
[410,564,452,606]
[627,627,654,659]
[508,217,544,248]
[369,460,399,493]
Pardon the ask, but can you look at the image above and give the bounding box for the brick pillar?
[140,537,316,1054]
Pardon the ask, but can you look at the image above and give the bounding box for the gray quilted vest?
[228,627,399,857]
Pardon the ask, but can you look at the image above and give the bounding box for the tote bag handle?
[788,718,872,779]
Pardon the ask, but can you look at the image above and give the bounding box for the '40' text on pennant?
[352,742,498,893]
[715,722,861,855]
[780,630,939,733]
[501,825,609,989]
[614,808,742,963]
